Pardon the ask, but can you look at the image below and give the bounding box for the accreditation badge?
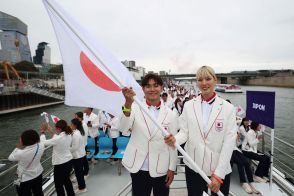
[215,119,224,132]
[162,123,170,137]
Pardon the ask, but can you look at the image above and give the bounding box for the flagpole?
[270,128,274,190]
[44,1,224,195]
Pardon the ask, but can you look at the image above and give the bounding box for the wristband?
[212,174,223,184]
[122,105,131,113]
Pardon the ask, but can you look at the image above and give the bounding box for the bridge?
[160,70,293,84]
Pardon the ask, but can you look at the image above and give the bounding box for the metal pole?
[270,129,274,190]
[262,132,265,153]
[44,1,224,195]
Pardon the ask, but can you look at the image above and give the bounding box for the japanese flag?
[43,0,143,116]
[40,112,49,123]
[51,115,60,124]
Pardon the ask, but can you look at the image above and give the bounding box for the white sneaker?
[84,174,89,180]
[249,183,260,194]
[254,175,267,183]
[70,176,77,183]
[262,176,269,182]
[74,188,87,194]
[72,182,78,189]
[241,183,253,194]
[93,159,98,165]
[110,160,118,165]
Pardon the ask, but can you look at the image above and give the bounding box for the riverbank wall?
[0,92,64,115]
[227,74,294,88]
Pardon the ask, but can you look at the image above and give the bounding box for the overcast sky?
[1,0,294,73]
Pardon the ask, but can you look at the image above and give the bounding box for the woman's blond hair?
[196,65,217,80]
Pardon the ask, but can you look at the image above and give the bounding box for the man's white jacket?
[175,96,237,179]
[83,112,100,138]
[119,102,178,177]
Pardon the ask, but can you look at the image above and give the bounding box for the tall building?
[33,42,51,65]
[121,60,146,80]
[0,11,32,63]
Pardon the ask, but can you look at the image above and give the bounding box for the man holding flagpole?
[119,74,178,196]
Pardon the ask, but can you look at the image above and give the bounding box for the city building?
[159,71,168,75]
[121,60,146,80]
[33,42,51,65]
[0,11,32,63]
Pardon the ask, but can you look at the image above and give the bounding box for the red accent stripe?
[201,92,217,103]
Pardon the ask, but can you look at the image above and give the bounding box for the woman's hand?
[40,122,48,134]
[208,175,221,193]
[16,138,24,149]
[164,134,176,147]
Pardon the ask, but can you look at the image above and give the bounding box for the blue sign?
[246,91,275,128]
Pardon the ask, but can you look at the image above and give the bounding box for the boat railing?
[262,130,294,179]
[261,130,294,195]
[0,146,54,196]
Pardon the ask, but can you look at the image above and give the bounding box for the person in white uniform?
[40,120,74,196]
[83,108,100,155]
[75,112,89,178]
[70,118,87,194]
[104,113,120,162]
[241,121,270,182]
[8,130,45,196]
[165,66,237,196]
[120,73,178,196]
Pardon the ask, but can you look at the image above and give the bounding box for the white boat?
[215,84,243,93]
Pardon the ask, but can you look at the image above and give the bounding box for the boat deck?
[50,159,289,196]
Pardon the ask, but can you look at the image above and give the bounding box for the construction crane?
[0,60,21,80]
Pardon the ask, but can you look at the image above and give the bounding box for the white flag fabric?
[43,0,144,116]
[40,112,49,123]
[51,115,60,124]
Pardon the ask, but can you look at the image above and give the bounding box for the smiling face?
[143,79,163,103]
[196,66,217,99]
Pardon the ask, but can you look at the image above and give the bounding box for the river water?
[0,85,293,179]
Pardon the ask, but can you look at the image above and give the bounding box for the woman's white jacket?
[175,96,237,179]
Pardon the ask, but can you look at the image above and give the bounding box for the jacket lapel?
[150,105,168,139]
[193,96,205,139]
[139,104,154,138]
[205,97,223,138]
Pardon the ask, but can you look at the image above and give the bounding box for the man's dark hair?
[75,112,83,120]
[141,73,163,87]
[21,129,40,146]
[161,93,168,97]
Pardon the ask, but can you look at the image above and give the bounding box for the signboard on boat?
[246,91,275,128]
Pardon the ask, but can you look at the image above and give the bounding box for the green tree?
[14,61,38,72]
[48,65,64,73]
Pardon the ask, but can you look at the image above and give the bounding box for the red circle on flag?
[80,52,121,92]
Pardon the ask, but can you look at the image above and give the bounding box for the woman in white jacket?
[70,118,87,194]
[8,130,45,196]
[241,121,270,182]
[165,66,237,196]
[40,120,74,196]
